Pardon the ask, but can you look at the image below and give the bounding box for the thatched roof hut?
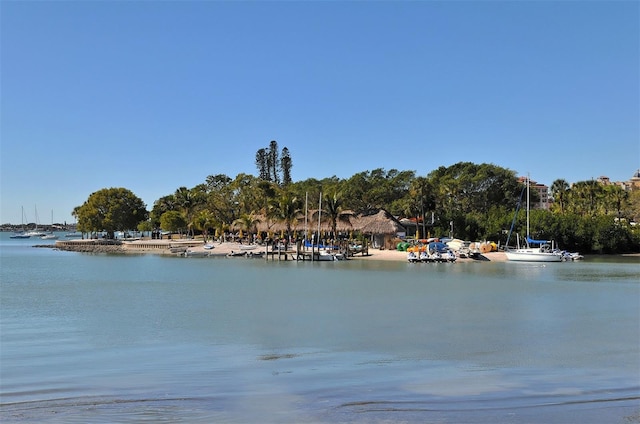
[238,209,404,242]
[353,209,406,235]
[250,214,304,233]
[250,211,357,234]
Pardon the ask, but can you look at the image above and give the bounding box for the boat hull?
[505,249,563,262]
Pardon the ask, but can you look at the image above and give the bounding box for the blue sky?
[2,1,638,225]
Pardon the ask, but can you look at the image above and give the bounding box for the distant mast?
[317,192,322,242]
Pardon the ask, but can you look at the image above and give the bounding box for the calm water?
[1,234,639,423]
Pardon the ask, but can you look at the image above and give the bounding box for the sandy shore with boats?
[158,240,505,261]
[53,238,507,262]
[352,247,507,262]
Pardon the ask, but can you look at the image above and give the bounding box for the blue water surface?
[1,234,639,423]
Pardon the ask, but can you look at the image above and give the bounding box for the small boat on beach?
[407,251,419,263]
[427,242,456,262]
[239,244,258,250]
[407,242,457,263]
[184,249,212,257]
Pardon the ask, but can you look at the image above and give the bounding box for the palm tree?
[233,213,261,242]
[409,177,432,239]
[174,185,208,237]
[570,180,602,217]
[267,190,302,241]
[174,187,196,236]
[193,210,218,242]
[550,179,570,214]
[604,185,629,218]
[321,190,353,242]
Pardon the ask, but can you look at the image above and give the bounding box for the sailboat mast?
[526,175,530,243]
[317,192,322,240]
[304,192,308,244]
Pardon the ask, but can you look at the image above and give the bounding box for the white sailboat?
[41,210,59,240]
[505,176,563,262]
[25,206,46,237]
[10,207,31,239]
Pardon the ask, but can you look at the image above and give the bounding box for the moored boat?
[505,243,563,262]
[315,250,337,261]
[505,176,568,263]
[11,207,30,238]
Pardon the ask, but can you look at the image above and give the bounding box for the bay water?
[1,234,639,423]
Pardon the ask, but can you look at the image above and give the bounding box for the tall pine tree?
[268,140,279,185]
[280,147,292,186]
[255,148,269,180]
[255,141,292,186]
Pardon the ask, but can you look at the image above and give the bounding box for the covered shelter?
[353,209,406,250]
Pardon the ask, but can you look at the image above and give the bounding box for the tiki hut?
[251,214,305,235]
[240,209,405,248]
[354,209,406,249]
[252,210,357,241]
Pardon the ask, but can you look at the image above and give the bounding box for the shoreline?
[49,238,640,262]
[52,239,510,262]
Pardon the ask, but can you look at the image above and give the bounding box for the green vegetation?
[72,188,148,238]
[71,152,640,253]
[255,140,292,186]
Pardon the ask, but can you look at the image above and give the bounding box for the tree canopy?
[73,188,148,238]
[255,140,293,186]
[74,158,640,254]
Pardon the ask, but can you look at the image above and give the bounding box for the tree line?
[72,155,640,253]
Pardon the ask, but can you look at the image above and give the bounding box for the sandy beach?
[53,238,639,262]
[104,239,508,262]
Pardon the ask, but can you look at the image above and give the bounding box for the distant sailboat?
[41,210,59,240]
[25,205,46,237]
[10,207,31,239]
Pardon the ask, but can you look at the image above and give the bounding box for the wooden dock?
[261,239,368,261]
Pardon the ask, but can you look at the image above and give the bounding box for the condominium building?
[517,176,550,210]
[597,170,640,191]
